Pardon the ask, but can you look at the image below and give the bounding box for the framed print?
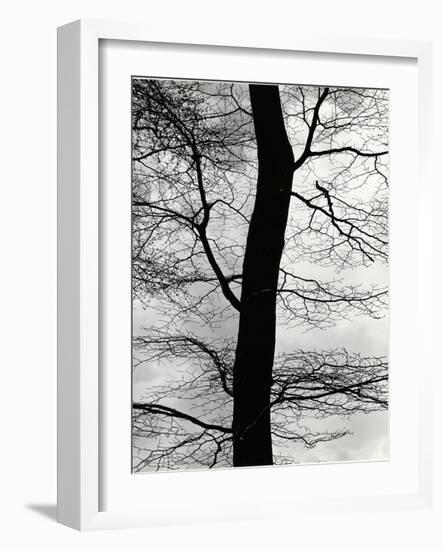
[57,19,433,530]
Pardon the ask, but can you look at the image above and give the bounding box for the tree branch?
[309,146,388,158]
[133,403,233,433]
[294,87,330,170]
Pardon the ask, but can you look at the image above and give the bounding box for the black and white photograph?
[131,78,389,473]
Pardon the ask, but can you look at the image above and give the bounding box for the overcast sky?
[132,79,389,471]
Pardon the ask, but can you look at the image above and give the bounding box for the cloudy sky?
[131,79,389,471]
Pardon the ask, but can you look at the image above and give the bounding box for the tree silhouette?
[131,78,389,471]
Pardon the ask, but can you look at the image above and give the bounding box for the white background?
[1,1,442,548]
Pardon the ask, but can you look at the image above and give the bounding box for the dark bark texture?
[232,84,295,466]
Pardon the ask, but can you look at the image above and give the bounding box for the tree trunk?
[232,84,294,467]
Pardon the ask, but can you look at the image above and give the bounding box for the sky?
[131,79,389,471]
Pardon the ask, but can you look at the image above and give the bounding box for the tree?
[131,78,389,471]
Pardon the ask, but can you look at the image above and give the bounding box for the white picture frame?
[57,19,433,531]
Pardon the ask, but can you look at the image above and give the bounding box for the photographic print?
[131,78,389,472]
